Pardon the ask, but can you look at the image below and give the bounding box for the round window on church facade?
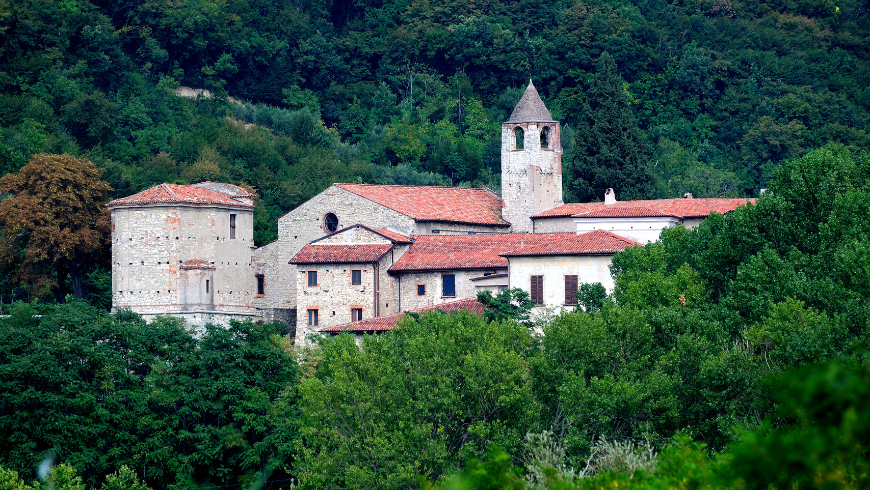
[324,213,339,232]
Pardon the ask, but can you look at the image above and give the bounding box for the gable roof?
[311,224,413,245]
[374,228,413,243]
[334,184,509,226]
[532,198,755,220]
[389,231,636,272]
[290,244,393,264]
[320,298,487,333]
[500,230,639,256]
[575,205,681,219]
[508,80,555,123]
[107,183,254,209]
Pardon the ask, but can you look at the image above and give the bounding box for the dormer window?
[515,127,524,150]
[541,126,550,149]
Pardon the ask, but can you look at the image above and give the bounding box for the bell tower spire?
[501,80,563,233]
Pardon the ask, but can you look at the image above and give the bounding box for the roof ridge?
[162,183,180,200]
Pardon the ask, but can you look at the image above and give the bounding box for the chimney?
[604,188,616,205]
[683,192,693,199]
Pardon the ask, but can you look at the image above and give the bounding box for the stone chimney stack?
[604,188,617,205]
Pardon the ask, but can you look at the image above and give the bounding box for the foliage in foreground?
[432,358,870,490]
[0,302,297,490]
[295,310,538,489]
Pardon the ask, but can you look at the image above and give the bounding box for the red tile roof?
[290,244,393,264]
[180,259,215,270]
[389,231,636,272]
[192,181,256,199]
[320,298,487,333]
[374,228,412,243]
[532,198,755,219]
[500,230,639,256]
[108,183,254,209]
[576,205,680,219]
[335,184,509,226]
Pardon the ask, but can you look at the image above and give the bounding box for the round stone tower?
[501,80,563,233]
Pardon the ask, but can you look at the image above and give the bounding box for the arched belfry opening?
[501,79,563,233]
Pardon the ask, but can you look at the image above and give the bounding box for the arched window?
[540,126,550,149]
[515,127,524,150]
[324,213,339,232]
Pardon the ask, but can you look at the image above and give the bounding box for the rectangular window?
[351,308,363,322]
[308,270,318,287]
[230,214,236,239]
[308,309,318,326]
[205,280,210,293]
[351,269,362,285]
[564,275,578,305]
[417,284,426,296]
[530,275,544,305]
[256,275,265,295]
[442,274,455,297]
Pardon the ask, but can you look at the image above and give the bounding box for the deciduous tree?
[0,153,111,301]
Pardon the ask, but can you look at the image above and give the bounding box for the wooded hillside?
[2,0,867,299]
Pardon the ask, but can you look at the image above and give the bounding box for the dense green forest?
[1,0,868,298]
[0,0,869,486]
[2,146,869,489]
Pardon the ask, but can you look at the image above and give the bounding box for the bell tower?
[501,80,563,233]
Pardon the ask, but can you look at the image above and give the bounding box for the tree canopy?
[0,154,111,301]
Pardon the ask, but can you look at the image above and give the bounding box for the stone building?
[501,80,563,233]
[254,183,509,327]
[107,182,256,328]
[109,80,755,339]
[532,188,754,240]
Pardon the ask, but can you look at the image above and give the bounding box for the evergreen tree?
[566,52,653,202]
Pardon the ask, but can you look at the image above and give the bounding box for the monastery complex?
[107,82,754,343]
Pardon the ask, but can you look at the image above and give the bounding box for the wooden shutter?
[531,276,544,305]
[565,275,578,305]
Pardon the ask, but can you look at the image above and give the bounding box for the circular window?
[324,213,339,232]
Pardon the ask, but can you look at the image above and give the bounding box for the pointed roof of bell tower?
[507,80,556,123]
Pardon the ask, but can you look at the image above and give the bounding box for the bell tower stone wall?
[501,81,563,233]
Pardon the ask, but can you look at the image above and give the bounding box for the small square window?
[308,271,318,287]
[417,284,426,296]
[351,269,362,285]
[351,308,363,322]
[308,309,318,326]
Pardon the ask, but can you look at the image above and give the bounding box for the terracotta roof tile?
[108,183,254,209]
[532,198,755,219]
[389,231,636,272]
[335,184,508,226]
[374,228,413,243]
[576,205,681,219]
[192,181,256,199]
[180,259,215,270]
[500,230,639,256]
[320,298,487,333]
[290,244,393,264]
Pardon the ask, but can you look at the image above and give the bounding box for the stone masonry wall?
[501,122,563,233]
[394,268,505,311]
[111,205,256,325]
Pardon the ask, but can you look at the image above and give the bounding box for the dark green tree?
[565,52,653,202]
